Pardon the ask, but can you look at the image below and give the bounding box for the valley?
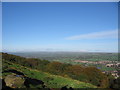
[1,52,120,89]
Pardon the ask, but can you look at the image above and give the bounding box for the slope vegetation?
[2,61,97,89]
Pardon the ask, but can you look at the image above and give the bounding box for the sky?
[2,2,118,52]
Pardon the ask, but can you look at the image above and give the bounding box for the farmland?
[11,52,119,72]
[11,52,118,62]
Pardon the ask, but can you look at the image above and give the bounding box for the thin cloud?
[65,30,118,40]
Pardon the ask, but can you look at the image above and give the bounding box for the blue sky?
[2,2,118,52]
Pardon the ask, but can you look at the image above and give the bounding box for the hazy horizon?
[2,50,118,53]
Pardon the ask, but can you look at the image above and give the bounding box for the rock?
[4,74,25,88]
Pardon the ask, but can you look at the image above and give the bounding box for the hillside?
[2,60,97,89]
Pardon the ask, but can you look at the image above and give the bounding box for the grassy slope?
[3,61,97,88]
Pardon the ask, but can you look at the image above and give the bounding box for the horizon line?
[1,50,118,53]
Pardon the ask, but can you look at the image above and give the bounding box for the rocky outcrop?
[4,74,25,88]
